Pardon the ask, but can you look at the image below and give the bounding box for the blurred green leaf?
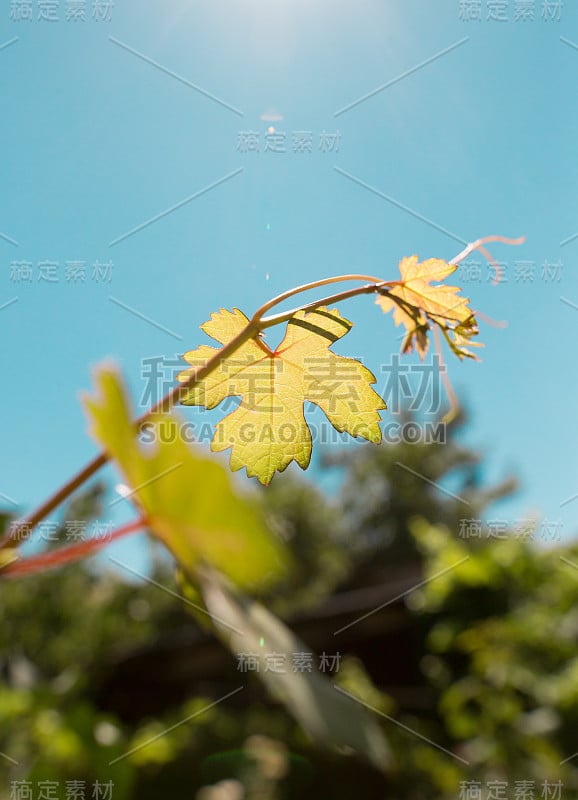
[197,566,391,772]
[83,366,288,591]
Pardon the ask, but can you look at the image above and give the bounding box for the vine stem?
[450,235,525,284]
[1,518,146,577]
[0,236,523,553]
[252,273,390,320]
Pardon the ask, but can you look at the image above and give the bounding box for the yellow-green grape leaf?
[376,256,480,360]
[83,367,288,590]
[178,306,386,485]
[197,566,391,772]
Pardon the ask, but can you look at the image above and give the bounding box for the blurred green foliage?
[1,411,577,799]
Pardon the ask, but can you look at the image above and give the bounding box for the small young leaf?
[178,307,386,485]
[441,314,484,360]
[83,367,288,590]
[377,256,481,360]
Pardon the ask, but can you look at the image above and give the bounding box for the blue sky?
[1,0,577,569]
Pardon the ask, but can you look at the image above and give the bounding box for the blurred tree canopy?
[1,412,577,800]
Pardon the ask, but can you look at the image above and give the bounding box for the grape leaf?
[83,367,288,590]
[376,256,482,360]
[178,306,386,485]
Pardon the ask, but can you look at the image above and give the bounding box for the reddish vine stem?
[0,236,524,554]
[1,518,146,578]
